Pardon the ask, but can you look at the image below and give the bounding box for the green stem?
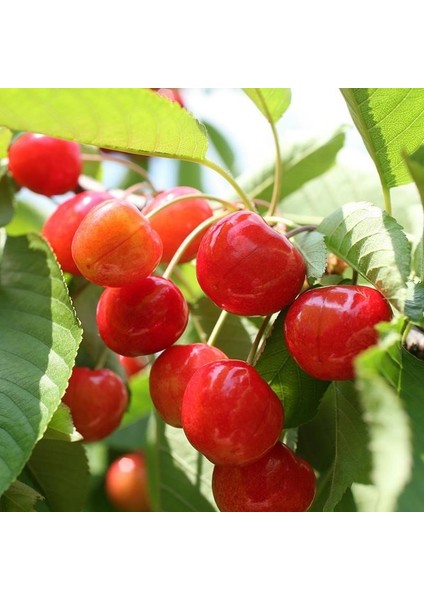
[402,321,413,345]
[285,225,317,239]
[279,213,323,226]
[264,215,297,228]
[382,181,392,216]
[266,120,282,217]
[200,157,256,212]
[351,269,359,285]
[145,194,238,219]
[207,310,229,347]
[81,152,156,191]
[246,315,272,365]
[94,346,109,370]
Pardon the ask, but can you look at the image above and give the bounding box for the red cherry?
[152,88,184,106]
[42,191,115,275]
[196,210,306,316]
[212,442,316,512]
[96,276,189,356]
[118,355,149,378]
[149,344,228,428]
[8,133,81,196]
[145,186,213,264]
[72,198,163,287]
[62,367,128,442]
[105,452,150,512]
[284,284,392,380]
[181,359,284,466]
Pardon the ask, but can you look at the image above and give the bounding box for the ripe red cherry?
[105,452,150,512]
[62,367,128,442]
[181,359,284,466]
[212,442,316,512]
[72,198,163,287]
[42,191,114,275]
[196,210,306,316]
[118,355,149,378]
[8,133,81,196]
[284,284,392,380]
[96,276,189,356]
[149,344,228,428]
[145,186,213,264]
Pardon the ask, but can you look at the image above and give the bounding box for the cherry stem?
[402,321,413,345]
[162,211,235,280]
[280,212,323,226]
[80,152,156,192]
[144,194,239,219]
[207,310,229,347]
[246,315,273,365]
[285,224,317,239]
[266,119,282,218]
[121,181,154,204]
[200,157,256,212]
[351,269,359,285]
[94,346,109,370]
[264,215,298,228]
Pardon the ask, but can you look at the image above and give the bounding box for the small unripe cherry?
[72,198,163,287]
[105,452,150,512]
[8,133,81,196]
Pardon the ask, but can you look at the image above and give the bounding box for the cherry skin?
[72,198,163,287]
[96,275,189,356]
[8,133,81,196]
[144,186,213,264]
[105,452,150,512]
[62,367,128,442]
[196,210,306,316]
[212,442,316,512]
[42,191,115,275]
[118,355,149,378]
[284,284,392,381]
[181,359,284,466]
[149,343,228,428]
[151,88,184,106]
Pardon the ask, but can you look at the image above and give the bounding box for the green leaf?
[294,230,327,280]
[298,381,371,512]
[26,438,89,511]
[0,172,15,227]
[255,312,329,428]
[146,414,216,512]
[341,88,424,189]
[237,129,345,203]
[318,201,410,310]
[243,88,291,123]
[0,480,43,512]
[204,120,236,171]
[404,146,424,279]
[6,195,54,235]
[43,403,82,442]
[0,233,82,495]
[0,89,208,161]
[405,279,424,326]
[0,127,11,158]
[355,319,413,511]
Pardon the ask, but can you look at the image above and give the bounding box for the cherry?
[144,186,213,264]
[72,198,163,287]
[105,452,150,512]
[284,284,392,380]
[212,442,316,512]
[149,344,228,428]
[151,88,184,106]
[8,133,81,196]
[196,210,306,316]
[181,359,284,466]
[96,275,189,356]
[118,355,149,378]
[62,367,128,442]
[42,191,115,275]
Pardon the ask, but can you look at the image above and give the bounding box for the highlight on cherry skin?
[71,197,163,287]
[62,367,128,442]
[212,442,316,512]
[42,191,115,275]
[105,452,150,512]
[149,343,228,428]
[144,186,213,263]
[284,284,393,381]
[181,359,284,466]
[96,275,189,357]
[196,210,306,316]
[8,132,82,196]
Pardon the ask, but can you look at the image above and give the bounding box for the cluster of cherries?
[7,129,393,512]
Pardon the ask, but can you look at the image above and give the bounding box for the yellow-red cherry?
[8,133,81,196]
[118,355,149,378]
[196,210,306,316]
[212,442,316,512]
[149,343,228,428]
[181,359,284,466]
[42,191,114,275]
[96,276,189,356]
[72,198,163,287]
[284,284,392,380]
[62,367,128,442]
[105,452,150,512]
[144,186,213,264]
